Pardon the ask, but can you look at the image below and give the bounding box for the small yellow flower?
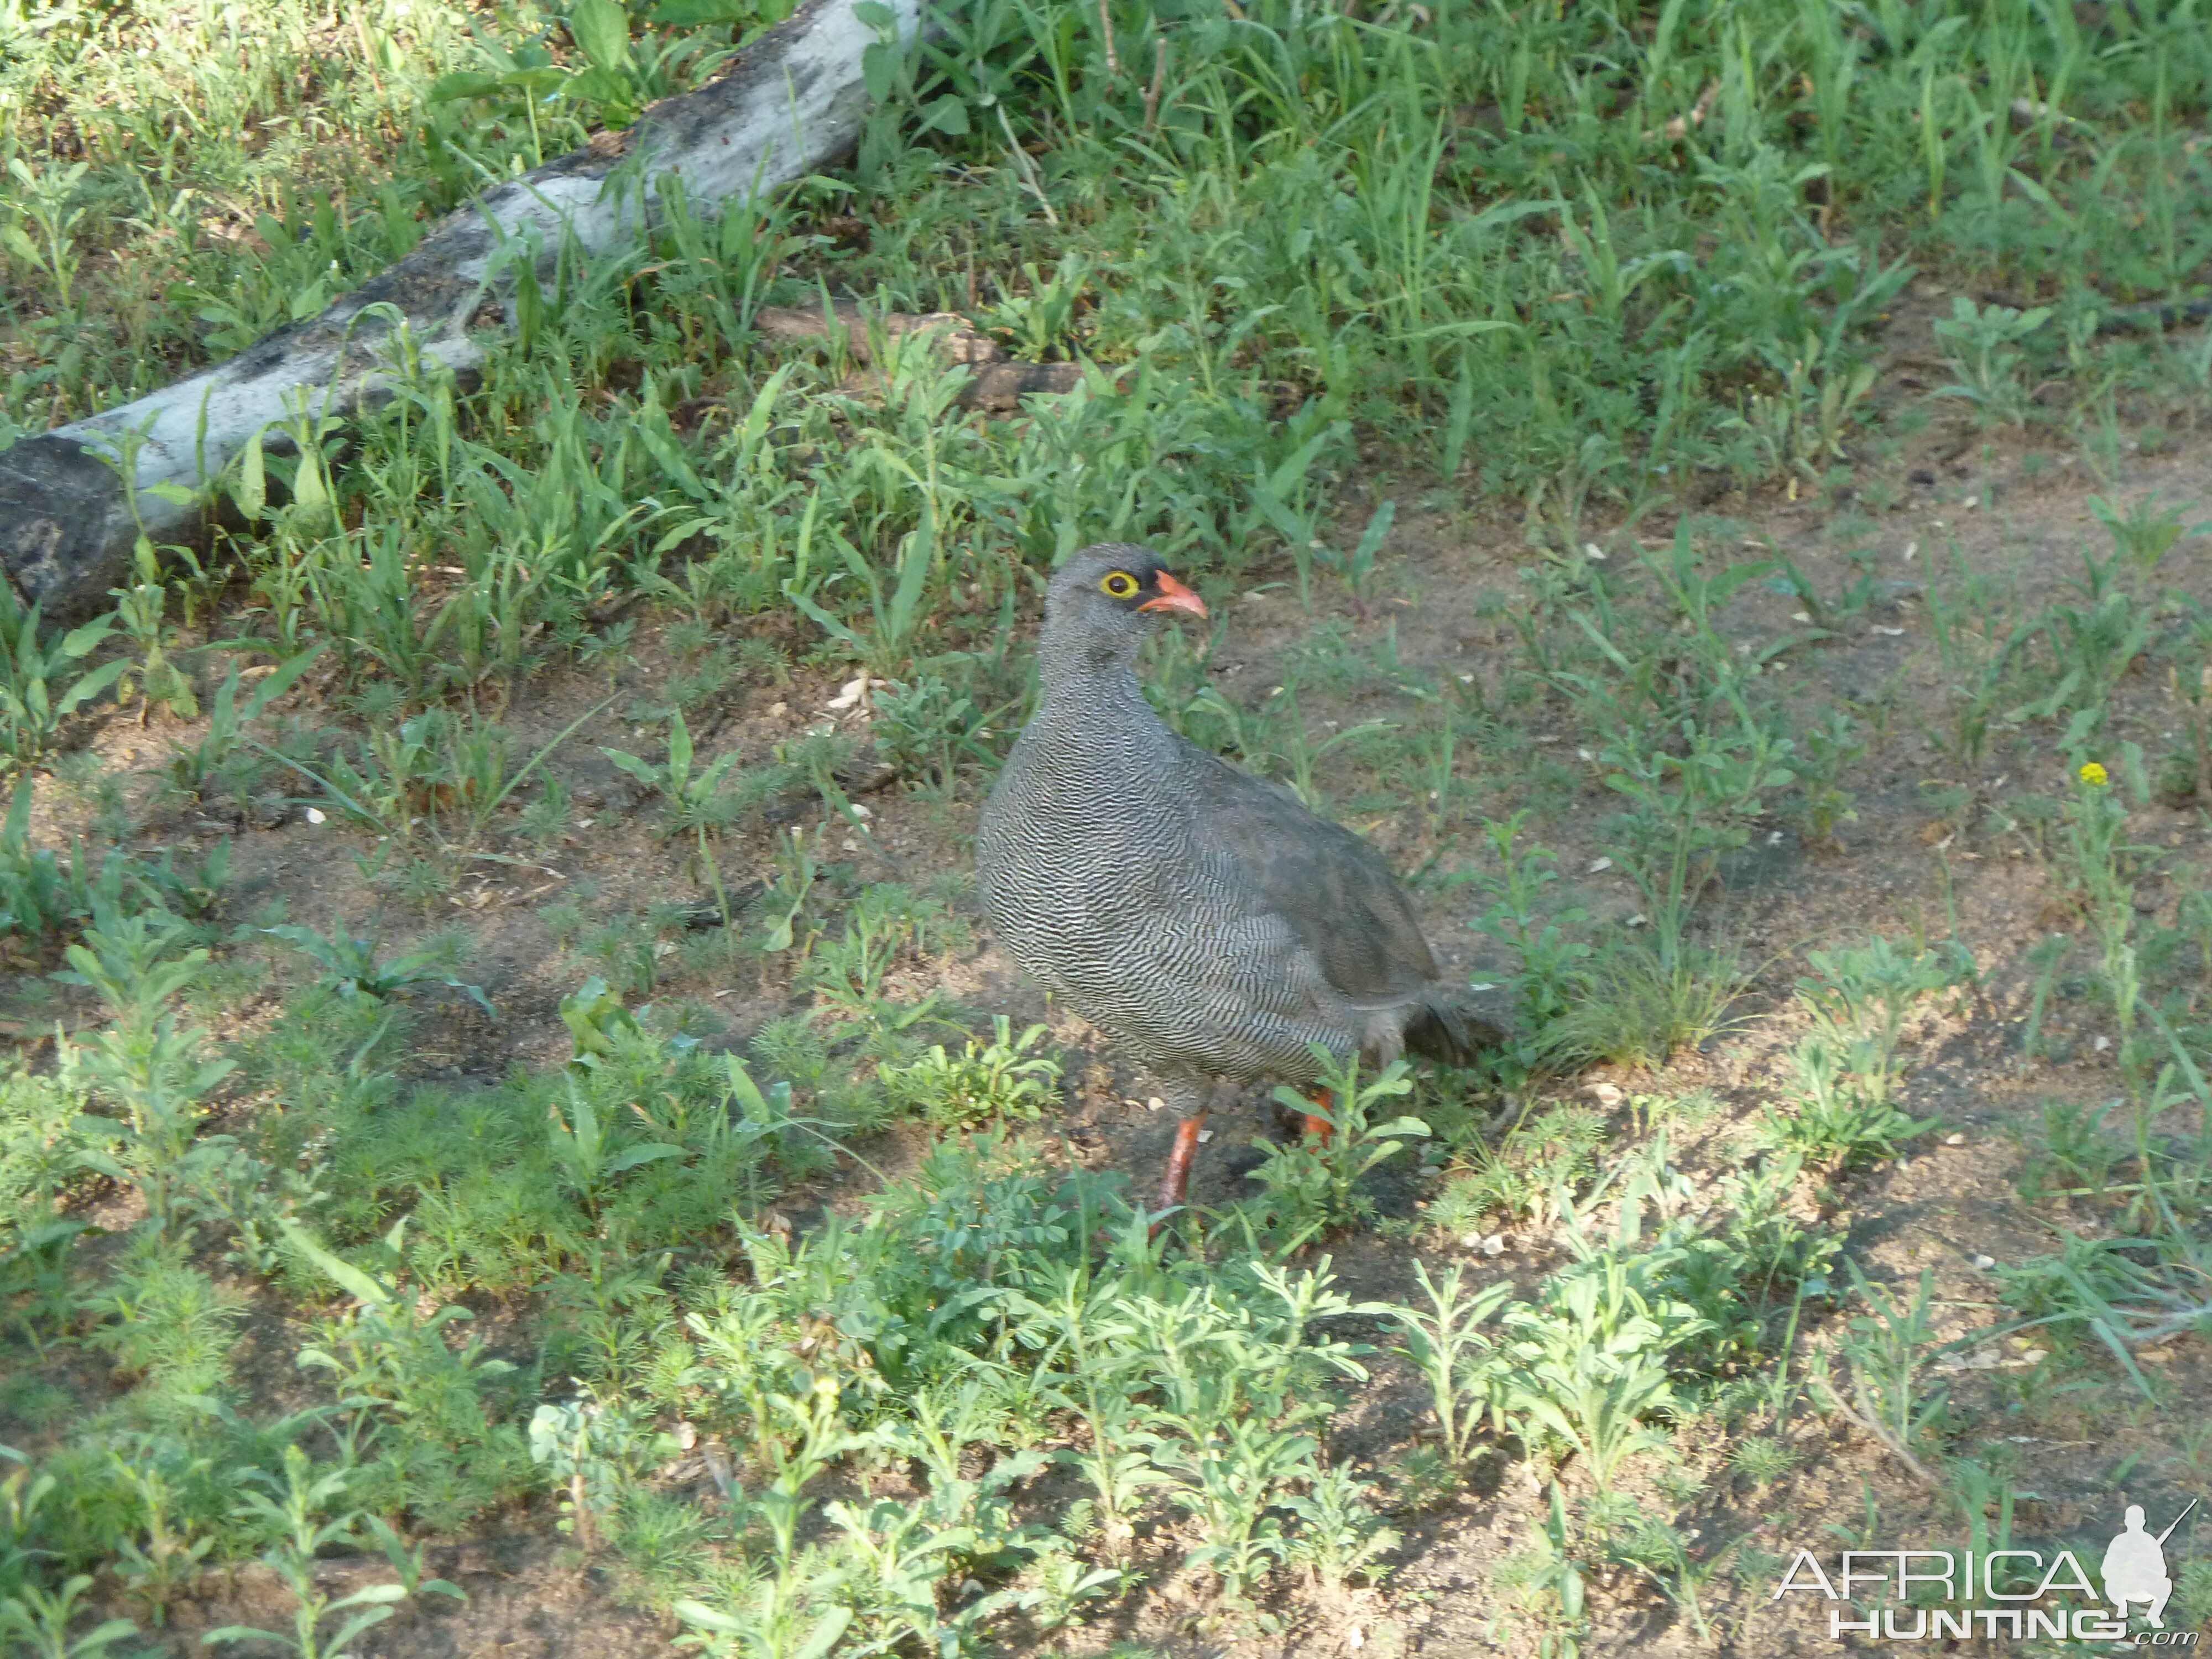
[2079,761,2109,788]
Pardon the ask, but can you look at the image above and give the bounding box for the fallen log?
[0,0,930,623]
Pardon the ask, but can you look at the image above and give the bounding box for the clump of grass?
[1535,942,1752,1072]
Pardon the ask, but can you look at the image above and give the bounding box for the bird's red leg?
[1302,1088,1333,1146]
[1157,1110,1209,1214]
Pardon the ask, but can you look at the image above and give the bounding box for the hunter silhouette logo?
[2104,1500,2196,1630]
[1770,1496,2202,1643]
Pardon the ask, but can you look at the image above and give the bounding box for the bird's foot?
[1155,1110,1209,1216]
[1301,1089,1334,1147]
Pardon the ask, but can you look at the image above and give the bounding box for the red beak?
[1139,571,1209,619]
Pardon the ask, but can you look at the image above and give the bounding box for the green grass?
[5,0,2212,1651]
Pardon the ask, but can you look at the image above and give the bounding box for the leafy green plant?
[2089,492,2210,577]
[108,1453,217,1626]
[201,1448,424,1659]
[879,1017,1059,1130]
[54,910,238,1228]
[0,1572,140,1659]
[1391,1260,1515,1468]
[109,536,199,723]
[1809,1262,1948,1486]
[1469,812,1592,1034]
[1,157,92,314]
[1282,1464,1400,1593]
[0,592,125,773]
[547,1077,686,1219]
[1238,1049,1429,1246]
[1931,298,2051,426]
[263,924,494,1016]
[1501,1257,1697,1491]
[161,648,321,804]
[1759,936,1963,1170]
[601,709,744,837]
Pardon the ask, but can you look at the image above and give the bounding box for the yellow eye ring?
[1100,571,1139,599]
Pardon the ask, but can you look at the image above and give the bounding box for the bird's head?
[1041,544,1209,661]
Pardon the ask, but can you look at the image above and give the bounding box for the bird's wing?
[1172,740,1441,1006]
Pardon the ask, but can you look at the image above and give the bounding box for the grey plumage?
[977,544,1489,1174]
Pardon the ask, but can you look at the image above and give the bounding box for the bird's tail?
[1405,999,1507,1068]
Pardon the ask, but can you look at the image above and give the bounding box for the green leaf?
[763,904,799,952]
[564,64,632,108]
[918,94,970,135]
[327,1583,409,1610]
[782,580,866,651]
[598,747,664,787]
[239,645,324,722]
[428,70,507,101]
[673,1601,746,1634]
[275,1220,395,1310]
[53,655,127,717]
[58,614,116,658]
[649,0,750,21]
[322,1601,399,1655]
[606,1142,685,1173]
[861,39,900,102]
[234,428,268,520]
[568,0,633,67]
[793,1606,853,1659]
[666,709,693,785]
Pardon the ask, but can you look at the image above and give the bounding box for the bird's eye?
[1100,571,1140,599]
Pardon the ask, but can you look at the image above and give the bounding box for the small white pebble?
[1963,494,1979,508]
[1972,1254,1996,1270]
[1626,912,1648,927]
[1791,611,1812,623]
[1582,542,1606,561]
[1876,625,1906,636]
[304,806,326,825]
[1588,856,1613,873]
[1196,1129,1212,1143]
[1577,747,1594,761]
[1945,1133,1966,1145]
[849,802,872,818]
[1147,1097,1164,1112]
[840,836,859,851]
[1767,830,1785,845]
[1903,540,1918,561]
[1469,982,1497,992]
[2094,1035,2112,1052]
